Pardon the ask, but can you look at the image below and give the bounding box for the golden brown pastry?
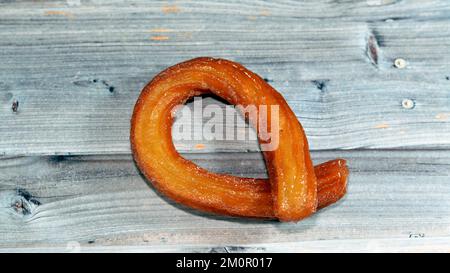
[131,57,348,222]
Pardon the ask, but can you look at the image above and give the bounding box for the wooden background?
[1,0,449,252]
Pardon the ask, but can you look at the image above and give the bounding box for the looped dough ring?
[131,57,348,222]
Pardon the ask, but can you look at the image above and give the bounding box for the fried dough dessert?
[131,57,348,222]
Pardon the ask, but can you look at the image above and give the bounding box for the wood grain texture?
[1,0,450,155]
[1,0,450,253]
[3,237,450,253]
[1,150,449,251]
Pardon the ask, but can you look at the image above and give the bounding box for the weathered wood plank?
[1,150,449,250]
[2,0,450,22]
[1,1,450,155]
[3,237,450,253]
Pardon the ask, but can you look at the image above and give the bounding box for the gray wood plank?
[3,237,450,253]
[1,150,449,251]
[1,1,450,155]
[2,0,450,22]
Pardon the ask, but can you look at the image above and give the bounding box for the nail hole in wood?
[402,99,415,109]
[394,58,406,69]
[12,99,19,112]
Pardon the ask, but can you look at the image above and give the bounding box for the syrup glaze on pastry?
[131,57,348,222]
